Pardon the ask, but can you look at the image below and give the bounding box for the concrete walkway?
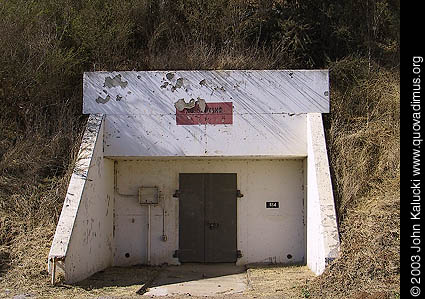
[143,264,247,297]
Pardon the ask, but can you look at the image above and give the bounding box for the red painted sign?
[176,102,233,125]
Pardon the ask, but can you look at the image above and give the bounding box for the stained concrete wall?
[306,113,340,274]
[104,114,307,157]
[48,115,114,283]
[113,159,305,267]
[83,70,330,115]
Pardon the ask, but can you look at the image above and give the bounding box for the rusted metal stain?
[176,102,233,125]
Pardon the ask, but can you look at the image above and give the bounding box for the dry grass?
[246,265,316,298]
[0,224,55,293]
[1,265,157,298]
[0,1,399,298]
[0,111,84,295]
[305,59,400,298]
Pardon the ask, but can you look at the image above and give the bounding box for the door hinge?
[236,190,244,198]
[173,190,180,198]
[237,250,242,258]
[173,250,179,258]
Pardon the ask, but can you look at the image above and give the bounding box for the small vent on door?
[138,187,159,204]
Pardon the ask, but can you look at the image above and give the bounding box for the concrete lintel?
[83,70,329,115]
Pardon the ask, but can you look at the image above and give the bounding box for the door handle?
[207,222,219,230]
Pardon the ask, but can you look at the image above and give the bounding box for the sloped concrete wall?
[306,113,340,274]
[48,114,114,283]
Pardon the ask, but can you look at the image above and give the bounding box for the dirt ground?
[0,264,316,298]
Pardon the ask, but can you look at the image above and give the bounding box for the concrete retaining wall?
[48,114,114,283]
[306,113,340,274]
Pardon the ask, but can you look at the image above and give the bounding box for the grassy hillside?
[309,57,400,298]
[0,1,399,297]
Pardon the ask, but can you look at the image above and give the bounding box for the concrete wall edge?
[306,113,340,275]
[47,114,104,275]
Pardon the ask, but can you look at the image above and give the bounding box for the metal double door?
[178,173,237,263]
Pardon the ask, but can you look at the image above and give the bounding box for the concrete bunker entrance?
[48,70,340,284]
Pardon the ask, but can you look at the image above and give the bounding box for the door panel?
[178,174,205,262]
[205,174,237,262]
[179,173,237,263]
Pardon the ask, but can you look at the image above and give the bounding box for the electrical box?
[138,187,159,204]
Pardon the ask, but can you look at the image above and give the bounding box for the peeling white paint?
[83,70,329,115]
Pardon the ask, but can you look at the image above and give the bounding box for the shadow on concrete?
[149,263,245,288]
[143,263,248,297]
[73,265,159,290]
[71,263,247,297]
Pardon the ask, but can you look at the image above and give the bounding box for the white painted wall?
[48,115,115,283]
[113,159,305,267]
[83,70,330,115]
[104,114,307,157]
[306,113,340,274]
[85,70,327,158]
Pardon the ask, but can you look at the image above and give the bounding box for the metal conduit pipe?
[147,205,151,265]
[113,161,156,265]
[51,257,56,285]
[50,256,65,285]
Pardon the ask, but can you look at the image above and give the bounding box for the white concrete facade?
[83,70,330,115]
[113,159,305,267]
[103,113,307,157]
[48,70,340,283]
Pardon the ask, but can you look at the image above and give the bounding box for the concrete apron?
[143,263,247,297]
